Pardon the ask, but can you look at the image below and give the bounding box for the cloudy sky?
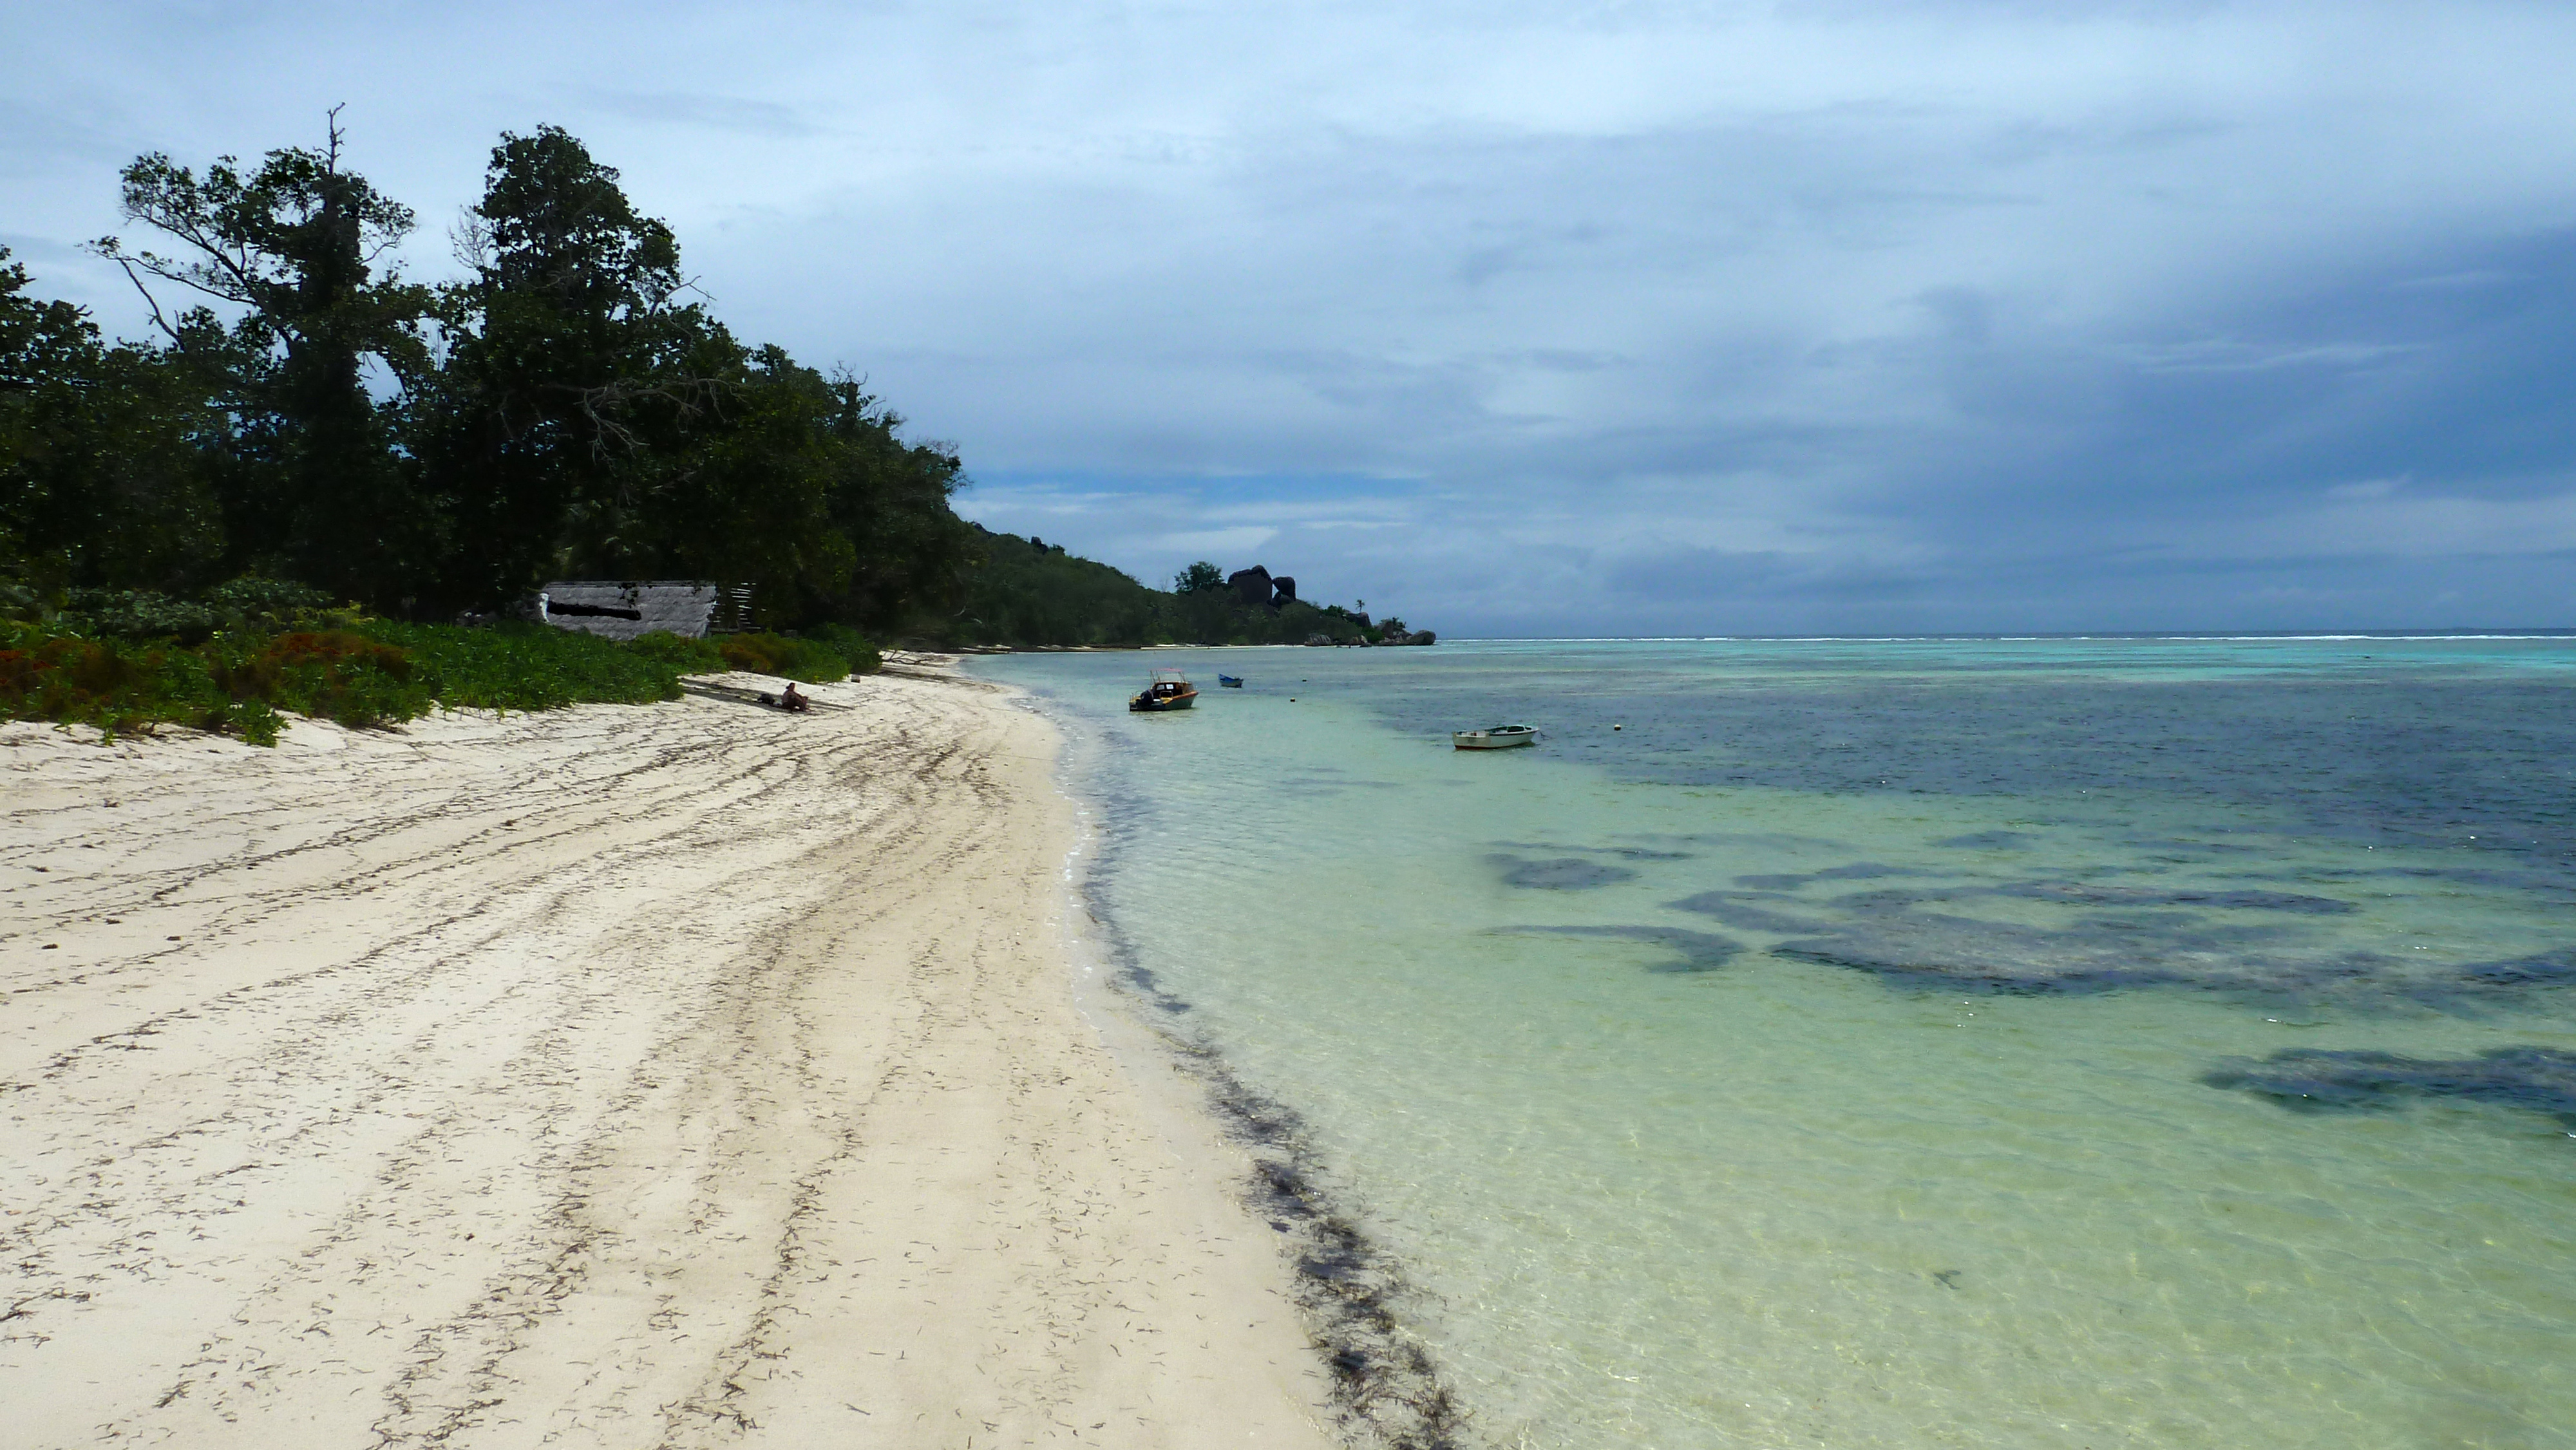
[8,1,2575,633]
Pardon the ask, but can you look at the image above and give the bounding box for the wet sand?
[0,668,1334,1447]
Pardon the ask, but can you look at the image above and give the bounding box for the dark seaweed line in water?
[1499,925,1743,973]
[1078,891,1470,1450]
[1005,693,1467,1444]
[1497,892,2576,1135]
[1023,700,1469,1442]
[1045,698,1472,1450]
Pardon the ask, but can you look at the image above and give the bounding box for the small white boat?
[1452,724,1539,750]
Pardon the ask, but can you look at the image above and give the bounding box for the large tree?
[97,109,433,605]
[420,124,706,607]
[422,126,973,628]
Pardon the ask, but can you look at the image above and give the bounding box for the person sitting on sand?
[779,683,809,712]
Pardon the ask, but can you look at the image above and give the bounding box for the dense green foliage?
[97,124,435,602]
[0,251,230,595]
[54,577,352,644]
[951,531,1164,645]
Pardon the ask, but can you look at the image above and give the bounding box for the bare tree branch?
[448,209,495,273]
[106,252,184,347]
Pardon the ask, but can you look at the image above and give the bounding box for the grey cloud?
[1604,548,1935,604]
[580,91,821,137]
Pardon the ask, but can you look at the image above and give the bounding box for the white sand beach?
[1,668,1335,1447]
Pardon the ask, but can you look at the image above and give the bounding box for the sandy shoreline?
[1,668,1335,1447]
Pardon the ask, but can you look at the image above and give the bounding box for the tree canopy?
[6,116,972,636]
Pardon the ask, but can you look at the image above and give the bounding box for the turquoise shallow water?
[979,639,2576,1449]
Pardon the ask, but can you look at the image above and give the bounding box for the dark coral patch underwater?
[2202,1048,2576,1129]
[1499,926,1743,972]
[1658,873,2573,1006]
[1484,854,1639,890]
[1492,840,1694,862]
[1933,830,2040,850]
[1993,883,2357,915]
[1732,862,1931,891]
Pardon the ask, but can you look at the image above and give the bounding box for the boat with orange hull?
[1130,668,1199,711]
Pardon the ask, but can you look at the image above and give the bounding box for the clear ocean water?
[976,637,2576,1449]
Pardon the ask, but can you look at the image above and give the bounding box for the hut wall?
[536,581,719,642]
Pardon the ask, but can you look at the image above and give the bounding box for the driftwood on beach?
[677,677,856,712]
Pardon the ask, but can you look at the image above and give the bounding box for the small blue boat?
[1217,674,1245,688]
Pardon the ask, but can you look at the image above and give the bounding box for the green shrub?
[0,626,231,741]
[207,630,433,732]
[60,588,224,643]
[0,579,44,623]
[201,577,330,612]
[806,623,882,675]
[58,577,357,645]
[626,630,728,672]
[357,620,685,711]
[715,632,850,683]
[3,614,732,746]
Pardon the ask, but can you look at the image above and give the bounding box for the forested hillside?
[931,528,1423,648]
